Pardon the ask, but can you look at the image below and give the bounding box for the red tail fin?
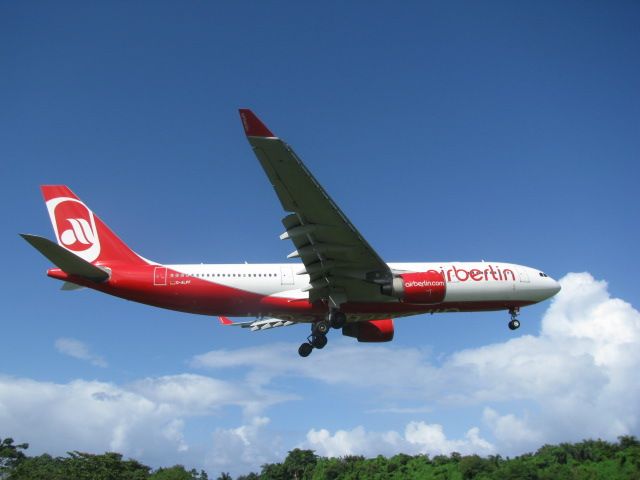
[41,185,147,266]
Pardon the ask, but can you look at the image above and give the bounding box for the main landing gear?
[508,307,521,331]
[298,311,346,357]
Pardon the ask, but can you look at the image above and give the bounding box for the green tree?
[282,449,317,480]
[618,435,640,450]
[150,465,208,479]
[260,461,287,480]
[492,455,539,480]
[62,451,150,480]
[236,473,259,480]
[459,454,494,480]
[4,435,640,480]
[9,451,150,480]
[0,438,29,472]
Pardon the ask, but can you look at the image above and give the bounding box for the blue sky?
[1,1,639,476]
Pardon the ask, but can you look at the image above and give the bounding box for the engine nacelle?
[381,271,446,304]
[342,319,394,343]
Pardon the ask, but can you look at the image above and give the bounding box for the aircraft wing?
[239,109,393,306]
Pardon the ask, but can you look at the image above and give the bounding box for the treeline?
[2,436,640,479]
[0,438,208,480]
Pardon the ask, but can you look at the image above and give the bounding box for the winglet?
[218,316,234,326]
[239,109,276,138]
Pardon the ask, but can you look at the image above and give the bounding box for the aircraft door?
[280,266,294,285]
[154,266,167,286]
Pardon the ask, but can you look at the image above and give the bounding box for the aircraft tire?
[330,311,346,329]
[314,320,329,335]
[508,319,520,331]
[312,334,328,349]
[298,342,313,357]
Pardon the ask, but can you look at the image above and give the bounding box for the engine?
[381,270,446,304]
[342,319,394,342]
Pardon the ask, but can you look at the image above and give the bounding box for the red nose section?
[239,109,276,138]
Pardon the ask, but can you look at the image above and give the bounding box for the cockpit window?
[539,272,548,277]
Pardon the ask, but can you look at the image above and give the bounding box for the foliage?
[0,438,29,472]
[1,436,639,479]
[150,465,208,480]
[248,436,640,480]
[0,439,207,480]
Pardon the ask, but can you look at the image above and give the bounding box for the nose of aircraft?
[549,278,561,296]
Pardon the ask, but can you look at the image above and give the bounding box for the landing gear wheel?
[508,307,521,331]
[312,334,328,349]
[330,311,346,329]
[313,320,330,335]
[298,342,313,357]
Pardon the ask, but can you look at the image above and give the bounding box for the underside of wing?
[239,110,394,307]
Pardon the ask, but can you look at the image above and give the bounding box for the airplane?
[21,109,561,357]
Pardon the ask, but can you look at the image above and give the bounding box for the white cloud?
[131,373,292,417]
[444,273,640,449]
[482,408,543,451]
[0,373,291,472]
[55,337,107,367]
[191,342,439,398]
[304,422,495,458]
[207,416,283,472]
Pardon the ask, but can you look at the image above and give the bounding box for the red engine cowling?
[342,319,394,342]
[381,270,446,304]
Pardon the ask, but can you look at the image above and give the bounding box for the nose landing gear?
[298,311,345,357]
[508,307,520,330]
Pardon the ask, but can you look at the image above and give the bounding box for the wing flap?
[218,316,295,330]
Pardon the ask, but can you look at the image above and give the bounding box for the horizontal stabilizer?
[20,234,110,282]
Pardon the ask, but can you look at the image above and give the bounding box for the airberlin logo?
[405,280,445,288]
[428,266,516,283]
[60,218,95,246]
[46,197,101,263]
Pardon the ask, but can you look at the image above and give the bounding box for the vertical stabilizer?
[41,185,147,266]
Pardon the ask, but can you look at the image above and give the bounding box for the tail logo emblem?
[60,218,95,246]
[46,197,101,263]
